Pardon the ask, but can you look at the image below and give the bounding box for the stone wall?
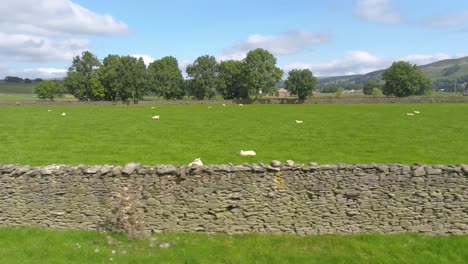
[0,162,466,236]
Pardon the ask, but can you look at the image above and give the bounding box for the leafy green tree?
[148,56,184,99]
[98,54,123,101]
[335,87,345,97]
[242,48,283,98]
[117,56,148,102]
[372,87,382,97]
[285,69,317,100]
[186,55,218,100]
[382,61,432,97]
[35,80,64,101]
[63,51,104,101]
[217,60,246,99]
[363,80,380,95]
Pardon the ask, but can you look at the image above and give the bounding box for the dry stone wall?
[0,162,467,236]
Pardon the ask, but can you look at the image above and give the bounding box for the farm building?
[275,88,289,97]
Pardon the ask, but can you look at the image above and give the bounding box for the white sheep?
[222,104,226,106]
[189,158,203,166]
[61,112,66,116]
[239,104,244,106]
[238,150,256,156]
[152,115,160,120]
[47,109,51,112]
[151,106,156,109]
[414,111,420,114]
[406,113,414,116]
[295,120,303,124]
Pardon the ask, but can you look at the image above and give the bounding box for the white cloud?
[283,51,463,77]
[0,67,68,79]
[0,33,89,62]
[423,12,468,28]
[0,0,128,63]
[220,30,330,61]
[131,54,156,66]
[0,0,129,36]
[353,0,403,24]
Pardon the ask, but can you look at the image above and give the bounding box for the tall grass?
[0,104,467,165]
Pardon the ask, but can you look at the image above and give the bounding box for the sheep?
[238,150,256,156]
[208,106,212,109]
[239,104,244,106]
[295,120,303,124]
[406,113,414,116]
[189,158,203,166]
[47,109,51,112]
[414,111,420,114]
[151,107,156,109]
[222,104,226,106]
[61,112,66,116]
[151,115,160,120]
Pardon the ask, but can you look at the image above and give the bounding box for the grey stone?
[270,160,281,167]
[122,163,140,175]
[412,167,426,177]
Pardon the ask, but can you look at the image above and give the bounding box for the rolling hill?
[318,56,468,91]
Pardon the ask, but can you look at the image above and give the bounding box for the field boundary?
[0,96,468,106]
[1,162,467,237]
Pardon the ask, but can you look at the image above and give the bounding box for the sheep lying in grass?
[406,113,414,116]
[152,115,160,120]
[238,150,256,156]
[189,158,203,166]
[414,111,420,114]
[61,112,66,116]
[295,120,303,124]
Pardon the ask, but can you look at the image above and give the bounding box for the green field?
[0,103,467,165]
[0,227,466,264]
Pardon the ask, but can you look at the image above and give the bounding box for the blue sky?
[1,0,468,79]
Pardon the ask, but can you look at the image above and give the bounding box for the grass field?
[0,103,467,165]
[0,227,466,264]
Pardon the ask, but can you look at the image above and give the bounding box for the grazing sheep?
[295,120,303,124]
[222,104,226,106]
[61,112,66,116]
[238,150,256,156]
[406,113,414,116]
[152,115,160,120]
[239,104,244,106]
[414,111,420,114]
[189,158,203,166]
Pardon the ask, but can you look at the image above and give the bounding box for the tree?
[98,54,123,101]
[117,56,148,102]
[35,80,64,101]
[148,56,184,99]
[4,76,24,83]
[186,55,218,100]
[63,51,104,101]
[363,80,380,95]
[242,48,283,98]
[382,61,432,97]
[217,60,246,99]
[285,69,317,100]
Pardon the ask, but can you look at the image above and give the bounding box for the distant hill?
[317,56,468,91]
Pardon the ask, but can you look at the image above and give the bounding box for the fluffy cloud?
[0,0,128,63]
[0,33,89,62]
[353,0,403,24]
[0,0,128,36]
[219,31,330,61]
[282,51,461,77]
[131,54,156,66]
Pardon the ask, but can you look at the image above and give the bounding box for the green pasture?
[0,103,467,165]
[0,227,466,264]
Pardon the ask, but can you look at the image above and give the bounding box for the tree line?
[34,49,434,101]
[45,48,317,102]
